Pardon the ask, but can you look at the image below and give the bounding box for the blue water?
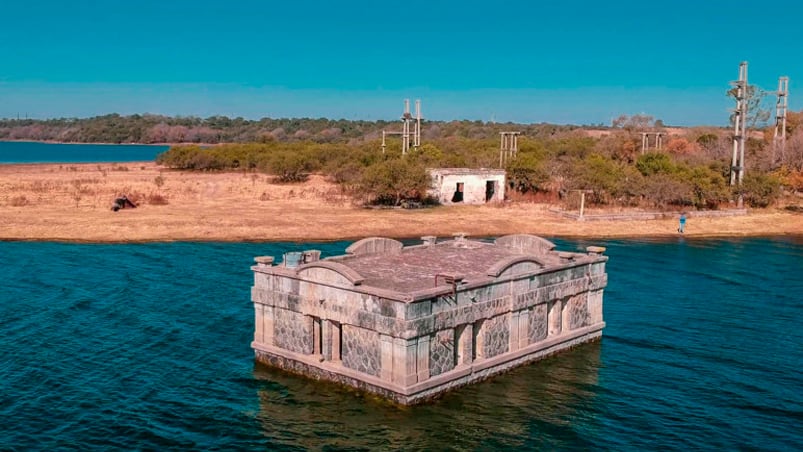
[0,141,167,163]
[1,237,802,450]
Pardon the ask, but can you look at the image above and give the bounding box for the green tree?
[567,154,623,204]
[505,153,547,193]
[264,149,317,182]
[682,166,729,209]
[636,152,676,176]
[357,158,431,206]
[739,173,781,207]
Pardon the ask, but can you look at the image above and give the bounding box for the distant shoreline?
[0,139,180,146]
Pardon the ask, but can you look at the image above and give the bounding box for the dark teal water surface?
[0,141,167,163]
[1,237,802,450]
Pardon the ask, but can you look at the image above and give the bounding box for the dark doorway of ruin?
[485,180,496,202]
[451,182,464,203]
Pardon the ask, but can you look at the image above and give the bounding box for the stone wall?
[566,294,589,330]
[342,324,380,377]
[429,329,455,377]
[274,308,312,354]
[482,313,510,359]
[528,303,548,344]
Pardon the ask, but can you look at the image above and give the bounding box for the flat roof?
[324,236,592,294]
[255,235,606,299]
[428,168,506,176]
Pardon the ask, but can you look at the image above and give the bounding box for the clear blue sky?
[1,0,801,126]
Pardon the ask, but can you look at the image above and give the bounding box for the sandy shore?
[0,162,800,243]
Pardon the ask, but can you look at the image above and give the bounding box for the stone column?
[417,336,431,382]
[518,308,530,349]
[312,317,322,356]
[322,319,332,361]
[548,299,562,337]
[456,324,473,366]
[263,305,275,346]
[380,334,394,381]
[393,337,418,386]
[561,297,572,333]
[509,310,520,351]
[331,321,342,361]
[474,320,485,360]
[588,290,604,325]
[254,304,264,343]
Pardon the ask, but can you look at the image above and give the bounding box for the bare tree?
[728,85,771,129]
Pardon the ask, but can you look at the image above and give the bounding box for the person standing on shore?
[678,212,687,233]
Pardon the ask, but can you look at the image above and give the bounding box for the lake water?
[1,237,801,450]
[0,141,168,163]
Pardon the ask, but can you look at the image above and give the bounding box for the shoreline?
[1,162,801,243]
[0,139,203,146]
[2,231,802,245]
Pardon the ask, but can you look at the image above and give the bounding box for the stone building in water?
[250,234,608,405]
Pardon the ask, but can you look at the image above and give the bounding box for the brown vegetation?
[0,162,800,243]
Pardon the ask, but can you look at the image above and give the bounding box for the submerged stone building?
[250,234,608,405]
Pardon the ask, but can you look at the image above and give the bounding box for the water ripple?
[0,238,801,450]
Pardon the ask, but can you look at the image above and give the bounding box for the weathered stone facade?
[251,234,608,405]
[342,325,380,377]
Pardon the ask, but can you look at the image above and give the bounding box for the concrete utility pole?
[499,131,520,167]
[381,99,422,155]
[730,61,748,193]
[772,76,789,166]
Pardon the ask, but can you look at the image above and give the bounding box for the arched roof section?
[296,261,365,286]
[495,234,556,255]
[345,237,404,256]
[486,255,548,278]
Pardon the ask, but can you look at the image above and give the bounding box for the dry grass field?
[0,162,801,242]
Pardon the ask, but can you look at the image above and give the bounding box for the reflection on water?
[253,342,602,450]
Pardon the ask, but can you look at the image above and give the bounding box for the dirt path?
[1,162,800,242]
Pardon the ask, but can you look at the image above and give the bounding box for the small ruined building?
[428,168,505,205]
[250,234,608,405]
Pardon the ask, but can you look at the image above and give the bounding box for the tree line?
[4,112,801,209]
[155,117,803,209]
[0,114,588,144]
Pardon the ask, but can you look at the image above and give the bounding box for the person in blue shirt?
[678,212,687,233]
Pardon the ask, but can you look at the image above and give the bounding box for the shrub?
[683,166,730,209]
[265,150,315,183]
[505,153,547,194]
[636,152,676,176]
[642,174,692,208]
[146,193,169,205]
[356,158,431,206]
[739,173,781,208]
[10,195,29,207]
